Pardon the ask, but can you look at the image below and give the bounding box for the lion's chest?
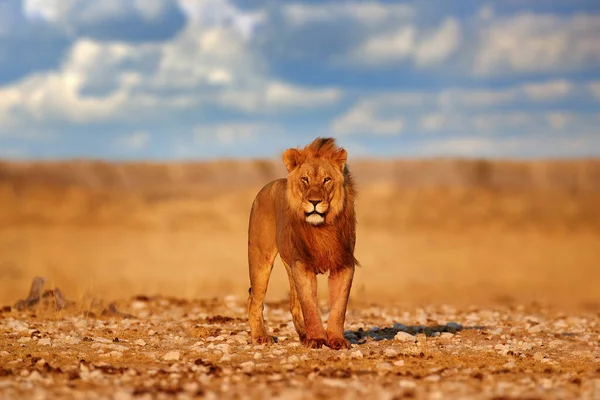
[283,224,353,274]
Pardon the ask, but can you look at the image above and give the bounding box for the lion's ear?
[283,148,303,172]
[333,149,347,172]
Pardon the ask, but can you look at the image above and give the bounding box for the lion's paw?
[327,337,351,350]
[251,336,275,345]
[303,337,328,349]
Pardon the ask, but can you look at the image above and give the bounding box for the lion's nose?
[308,199,322,207]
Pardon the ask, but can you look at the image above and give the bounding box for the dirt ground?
[0,293,599,399]
[0,159,599,399]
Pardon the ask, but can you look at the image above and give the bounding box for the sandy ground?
[0,294,599,399]
[1,158,599,399]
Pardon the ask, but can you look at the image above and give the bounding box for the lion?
[247,137,358,350]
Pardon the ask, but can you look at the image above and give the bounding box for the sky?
[0,0,599,161]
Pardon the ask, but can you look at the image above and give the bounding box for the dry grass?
[1,158,599,311]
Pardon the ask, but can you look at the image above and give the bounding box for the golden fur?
[247,137,358,349]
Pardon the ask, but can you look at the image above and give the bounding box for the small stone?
[38,338,51,346]
[394,332,415,342]
[287,355,300,363]
[398,380,416,389]
[134,339,146,347]
[162,351,180,361]
[350,350,363,359]
[440,332,453,339]
[215,344,230,354]
[183,382,200,394]
[376,362,393,371]
[240,361,254,372]
[393,360,405,367]
[393,323,408,331]
[113,391,133,400]
[446,322,463,331]
[253,352,262,360]
[384,348,398,357]
[528,324,543,333]
[219,354,232,362]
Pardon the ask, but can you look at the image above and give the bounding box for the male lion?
[247,137,358,350]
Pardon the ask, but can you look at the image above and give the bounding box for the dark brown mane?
[288,137,359,274]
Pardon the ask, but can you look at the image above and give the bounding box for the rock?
[287,355,300,363]
[376,362,393,371]
[393,360,405,367]
[384,348,398,357]
[393,323,408,331]
[350,350,363,359]
[215,343,230,354]
[240,361,254,372]
[440,332,454,339]
[162,350,181,361]
[446,322,463,332]
[528,324,543,333]
[134,339,146,347]
[38,338,51,346]
[113,390,133,400]
[394,332,415,342]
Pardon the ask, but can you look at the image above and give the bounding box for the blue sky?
[0,0,599,160]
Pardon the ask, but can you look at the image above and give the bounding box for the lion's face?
[283,147,347,226]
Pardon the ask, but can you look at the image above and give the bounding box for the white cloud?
[477,4,494,22]
[420,113,448,132]
[194,122,269,146]
[438,87,518,109]
[283,2,413,27]
[414,18,461,66]
[589,81,600,100]
[218,82,341,113]
[415,133,600,158]
[475,13,600,75]
[332,103,404,135]
[341,17,461,68]
[0,2,342,127]
[23,0,180,33]
[118,131,150,150]
[522,80,571,100]
[546,112,570,130]
[177,0,265,40]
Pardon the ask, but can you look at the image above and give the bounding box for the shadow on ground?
[345,322,488,345]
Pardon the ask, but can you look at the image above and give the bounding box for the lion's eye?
[301,177,309,184]
[323,177,331,184]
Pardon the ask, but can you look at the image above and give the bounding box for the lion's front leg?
[291,262,328,349]
[326,266,355,350]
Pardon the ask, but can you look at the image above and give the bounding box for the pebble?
[394,332,415,342]
[38,338,51,346]
[162,350,181,361]
[376,362,393,371]
[240,361,255,372]
[350,350,363,359]
[134,339,146,346]
[287,355,300,363]
[384,348,398,357]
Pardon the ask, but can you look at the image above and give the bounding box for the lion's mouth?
[305,210,326,225]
